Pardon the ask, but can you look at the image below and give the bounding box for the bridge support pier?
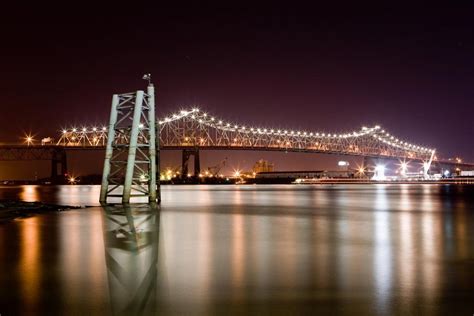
[51,148,67,181]
[182,148,200,177]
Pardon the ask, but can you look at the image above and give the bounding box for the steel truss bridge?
[1,108,472,178]
[57,108,435,160]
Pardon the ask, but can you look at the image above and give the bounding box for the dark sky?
[1,3,473,177]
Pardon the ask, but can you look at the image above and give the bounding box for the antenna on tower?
[142,73,152,85]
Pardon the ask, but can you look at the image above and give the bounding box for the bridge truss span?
[159,108,436,161]
[55,108,436,161]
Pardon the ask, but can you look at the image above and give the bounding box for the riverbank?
[0,199,82,223]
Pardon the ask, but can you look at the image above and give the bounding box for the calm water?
[0,184,473,315]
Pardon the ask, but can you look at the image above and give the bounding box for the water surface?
[0,184,473,315]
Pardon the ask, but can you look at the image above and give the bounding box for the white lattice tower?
[99,83,158,204]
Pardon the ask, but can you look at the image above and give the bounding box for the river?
[0,184,473,315]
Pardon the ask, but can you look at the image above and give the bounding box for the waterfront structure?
[253,159,275,173]
[99,81,158,204]
[1,108,474,181]
[57,108,435,161]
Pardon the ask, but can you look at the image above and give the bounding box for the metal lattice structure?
[56,126,108,146]
[99,84,158,204]
[56,107,436,162]
[158,108,436,162]
[0,145,67,178]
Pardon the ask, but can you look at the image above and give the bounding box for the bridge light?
[25,135,34,146]
[62,130,67,134]
[375,125,380,129]
[191,115,196,119]
[284,130,288,134]
[218,120,222,125]
[198,119,203,123]
[286,141,290,145]
[102,127,107,131]
[264,129,267,132]
[203,113,207,117]
[309,132,313,136]
[373,164,386,181]
[362,126,367,130]
[139,123,144,129]
[226,123,230,127]
[72,128,77,132]
[242,126,246,130]
[92,127,97,132]
[399,161,409,174]
[235,125,238,129]
[211,117,215,121]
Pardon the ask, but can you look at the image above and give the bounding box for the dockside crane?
[207,157,228,177]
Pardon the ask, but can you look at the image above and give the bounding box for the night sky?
[1,3,473,178]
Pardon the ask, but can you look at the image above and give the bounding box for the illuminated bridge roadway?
[0,108,472,178]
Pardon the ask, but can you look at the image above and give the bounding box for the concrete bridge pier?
[51,148,67,180]
[182,148,200,177]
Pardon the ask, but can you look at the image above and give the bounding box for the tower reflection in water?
[102,204,160,315]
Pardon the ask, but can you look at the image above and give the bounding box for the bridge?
[55,107,435,160]
[0,107,473,180]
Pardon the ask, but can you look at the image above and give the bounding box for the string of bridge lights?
[158,108,436,154]
[61,126,107,134]
[57,107,434,154]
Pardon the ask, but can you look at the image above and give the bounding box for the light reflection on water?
[0,184,473,315]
